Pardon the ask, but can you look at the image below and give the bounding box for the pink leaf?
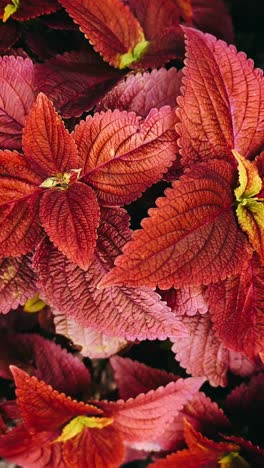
[207,254,264,359]
[171,313,230,387]
[100,160,252,289]
[54,311,127,358]
[0,255,37,314]
[39,182,100,269]
[111,356,179,400]
[97,67,183,117]
[0,56,35,150]
[34,207,187,340]
[105,377,205,443]
[22,93,79,177]
[35,50,122,118]
[73,107,178,206]
[177,27,264,167]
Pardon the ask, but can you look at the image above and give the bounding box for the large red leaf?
[0,425,64,468]
[11,366,102,433]
[39,182,100,269]
[0,56,35,150]
[35,50,122,118]
[0,0,59,21]
[59,0,145,68]
[97,67,183,118]
[22,93,79,177]
[34,208,187,340]
[207,254,264,359]
[73,107,178,206]
[0,334,91,397]
[0,256,36,314]
[177,27,264,168]
[100,160,252,289]
[54,311,127,358]
[103,377,204,443]
[0,193,43,257]
[62,425,125,468]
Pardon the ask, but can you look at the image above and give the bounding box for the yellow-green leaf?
[236,200,264,261]
[23,293,46,313]
[119,39,149,69]
[54,415,113,443]
[233,150,262,201]
[219,451,250,467]
[2,0,19,22]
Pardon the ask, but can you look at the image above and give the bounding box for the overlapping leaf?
[0,92,178,265]
[73,107,177,206]
[0,56,35,149]
[177,27,264,168]
[0,0,59,21]
[34,208,187,340]
[0,255,36,313]
[59,0,146,68]
[161,286,208,316]
[100,160,252,289]
[54,311,127,358]
[0,20,20,52]
[207,254,264,359]
[35,50,122,118]
[97,67,183,117]
[0,334,91,396]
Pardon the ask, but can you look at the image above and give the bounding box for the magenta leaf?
[97,67,183,117]
[0,56,35,150]
[34,207,187,340]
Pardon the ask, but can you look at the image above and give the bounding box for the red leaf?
[22,93,79,177]
[0,21,21,53]
[0,0,59,21]
[111,356,179,400]
[0,334,91,397]
[0,193,43,257]
[171,313,230,387]
[100,160,252,289]
[73,107,178,206]
[35,51,122,118]
[54,312,127,358]
[105,377,204,444]
[207,254,264,359]
[11,366,102,433]
[0,56,35,150]
[39,182,100,269]
[125,0,184,68]
[0,424,64,468]
[34,207,187,340]
[59,0,145,68]
[97,67,183,118]
[0,256,36,314]
[62,425,125,468]
[177,27,264,167]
